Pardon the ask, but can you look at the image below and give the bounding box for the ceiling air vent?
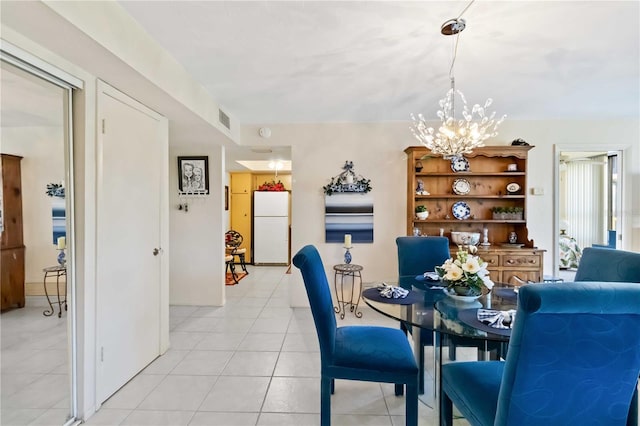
[219,109,230,129]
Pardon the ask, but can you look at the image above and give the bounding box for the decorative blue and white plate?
[450,157,470,172]
[452,201,471,220]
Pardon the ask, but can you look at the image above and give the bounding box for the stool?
[225,254,238,284]
[332,263,363,319]
[226,246,248,273]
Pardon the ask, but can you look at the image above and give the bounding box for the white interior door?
[96,82,166,404]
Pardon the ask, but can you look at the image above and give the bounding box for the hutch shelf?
[405,145,545,284]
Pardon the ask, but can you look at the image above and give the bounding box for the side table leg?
[333,271,342,316]
[351,271,363,318]
[43,273,54,317]
[56,273,63,318]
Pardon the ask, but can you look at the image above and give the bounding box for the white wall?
[241,120,639,306]
[169,145,225,306]
[1,126,65,283]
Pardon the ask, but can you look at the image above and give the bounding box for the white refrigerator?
[253,191,289,265]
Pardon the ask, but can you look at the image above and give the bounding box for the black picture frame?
[178,156,209,194]
[225,185,229,210]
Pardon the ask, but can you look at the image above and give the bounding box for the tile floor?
[14,265,620,425]
[84,265,443,426]
[1,296,70,426]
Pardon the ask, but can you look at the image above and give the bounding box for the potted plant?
[415,205,429,220]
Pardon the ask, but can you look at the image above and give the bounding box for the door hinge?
[101,346,104,362]
[102,119,106,134]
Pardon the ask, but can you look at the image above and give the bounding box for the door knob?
[153,248,160,256]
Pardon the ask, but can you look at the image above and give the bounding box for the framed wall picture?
[225,185,229,210]
[178,156,209,194]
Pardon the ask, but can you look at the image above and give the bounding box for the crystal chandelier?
[411,9,506,159]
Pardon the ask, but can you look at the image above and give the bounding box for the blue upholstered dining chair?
[441,282,640,426]
[293,245,419,426]
[396,236,450,291]
[574,247,640,282]
[396,236,449,392]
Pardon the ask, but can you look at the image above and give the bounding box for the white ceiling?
[2,1,638,171]
[118,0,640,124]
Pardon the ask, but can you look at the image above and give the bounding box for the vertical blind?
[565,156,607,249]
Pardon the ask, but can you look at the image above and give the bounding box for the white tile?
[102,374,165,409]
[0,373,42,397]
[173,316,222,332]
[170,306,200,317]
[191,306,225,317]
[332,414,393,425]
[240,297,269,307]
[28,408,69,425]
[221,351,278,376]
[211,318,256,334]
[189,411,259,426]
[237,333,285,351]
[258,307,293,320]
[281,333,319,352]
[83,408,131,425]
[199,376,270,412]
[120,410,194,425]
[257,412,320,425]
[141,350,189,375]
[330,380,388,415]
[138,375,217,411]
[262,377,320,413]
[168,331,207,350]
[195,333,246,351]
[2,374,68,409]
[273,352,320,377]
[219,305,264,319]
[249,317,291,334]
[0,408,46,425]
[171,350,234,376]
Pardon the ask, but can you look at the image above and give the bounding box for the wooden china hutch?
[405,146,545,285]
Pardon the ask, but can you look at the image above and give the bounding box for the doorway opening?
[554,147,623,279]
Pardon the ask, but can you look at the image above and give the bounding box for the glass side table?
[333,263,363,319]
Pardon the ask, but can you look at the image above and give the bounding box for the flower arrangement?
[257,180,286,191]
[435,249,494,296]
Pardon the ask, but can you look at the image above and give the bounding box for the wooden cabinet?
[405,146,544,284]
[1,154,25,310]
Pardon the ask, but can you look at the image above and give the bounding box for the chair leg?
[394,383,403,396]
[627,384,638,426]
[321,376,332,426]
[406,379,418,426]
[331,378,335,394]
[228,261,239,284]
[440,389,453,426]
[239,253,248,273]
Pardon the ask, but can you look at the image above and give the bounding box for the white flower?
[482,276,495,290]
[462,257,481,274]
[444,264,463,281]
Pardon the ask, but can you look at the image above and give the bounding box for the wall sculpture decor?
[323,161,373,244]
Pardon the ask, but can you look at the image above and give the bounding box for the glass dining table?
[362,280,518,423]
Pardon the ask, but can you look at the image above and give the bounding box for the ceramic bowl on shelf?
[450,231,481,246]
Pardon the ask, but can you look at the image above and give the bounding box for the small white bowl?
[451,231,481,246]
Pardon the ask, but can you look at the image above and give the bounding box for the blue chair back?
[496,282,640,425]
[574,247,640,282]
[292,245,336,358]
[396,236,450,289]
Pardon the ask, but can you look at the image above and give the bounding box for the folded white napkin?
[477,308,517,329]
[377,283,409,299]
[423,271,440,281]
